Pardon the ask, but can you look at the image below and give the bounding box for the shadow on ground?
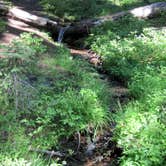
[11,0,42,12]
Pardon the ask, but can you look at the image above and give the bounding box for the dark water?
[58,26,70,43]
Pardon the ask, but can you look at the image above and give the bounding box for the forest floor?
[0,1,130,165]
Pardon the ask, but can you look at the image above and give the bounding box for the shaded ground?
[11,0,42,13]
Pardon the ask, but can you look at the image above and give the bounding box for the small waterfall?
[58,25,70,43]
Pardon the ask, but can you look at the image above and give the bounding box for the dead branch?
[29,148,65,157]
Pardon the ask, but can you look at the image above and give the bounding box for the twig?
[29,148,65,157]
[75,131,81,154]
[13,74,18,110]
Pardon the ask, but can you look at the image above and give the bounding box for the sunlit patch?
[130,7,152,18]
[10,7,48,26]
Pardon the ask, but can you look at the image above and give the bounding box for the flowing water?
[58,25,70,43]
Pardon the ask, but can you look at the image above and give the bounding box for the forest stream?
[0,0,166,166]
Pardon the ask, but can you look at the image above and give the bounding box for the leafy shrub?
[129,67,166,98]
[115,90,166,166]
[20,44,110,148]
[31,87,108,148]
[0,157,33,166]
[88,15,166,165]
[0,154,63,166]
[13,33,47,55]
[148,11,166,27]
[41,0,97,20]
[87,16,146,81]
[40,0,162,21]
[40,0,124,21]
[0,32,110,165]
[88,17,166,82]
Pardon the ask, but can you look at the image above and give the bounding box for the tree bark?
[65,1,166,36]
[0,2,166,36]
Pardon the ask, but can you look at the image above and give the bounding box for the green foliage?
[115,91,166,166]
[32,87,108,148]
[87,16,147,82]
[148,11,166,27]
[16,33,47,55]
[0,154,63,166]
[40,0,162,21]
[1,1,165,164]
[0,33,110,164]
[20,44,110,148]
[41,0,96,20]
[115,0,161,8]
[129,67,166,98]
[40,0,122,21]
[0,157,35,166]
[87,15,166,165]
[0,19,6,32]
[88,16,166,82]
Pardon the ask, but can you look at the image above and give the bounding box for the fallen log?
[99,1,166,22]
[64,1,166,36]
[0,2,166,37]
[0,3,60,29]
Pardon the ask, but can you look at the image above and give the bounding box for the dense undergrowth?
[1,0,166,165]
[87,13,166,165]
[0,33,110,165]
